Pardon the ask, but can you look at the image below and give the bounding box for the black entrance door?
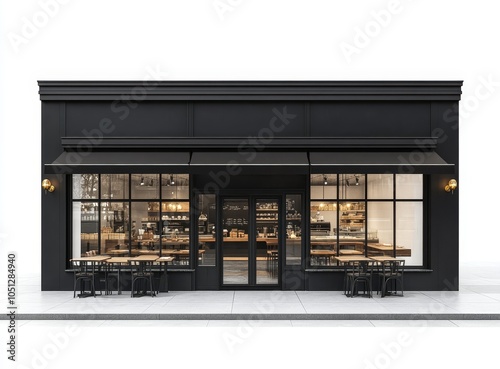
[221,196,280,287]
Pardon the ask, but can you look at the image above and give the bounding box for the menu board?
[222,201,249,234]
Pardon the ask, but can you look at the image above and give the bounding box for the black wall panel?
[193,102,305,137]
[431,101,459,290]
[66,102,188,137]
[41,102,66,290]
[310,102,431,137]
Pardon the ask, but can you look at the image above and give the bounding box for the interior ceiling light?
[170,174,175,185]
[355,176,360,186]
[140,177,145,186]
[323,176,328,185]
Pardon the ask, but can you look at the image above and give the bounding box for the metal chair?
[379,260,405,297]
[152,260,165,294]
[130,260,155,297]
[72,260,102,298]
[346,260,374,298]
[263,241,277,277]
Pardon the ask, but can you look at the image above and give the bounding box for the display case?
[310,221,330,236]
[161,201,190,240]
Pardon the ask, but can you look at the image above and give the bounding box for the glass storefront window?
[396,202,423,266]
[396,174,423,199]
[73,174,98,199]
[338,201,365,255]
[73,202,98,257]
[130,202,159,256]
[161,201,190,265]
[101,202,130,256]
[101,174,129,199]
[71,174,191,266]
[310,174,337,199]
[368,174,393,199]
[198,194,216,266]
[310,201,337,266]
[367,202,393,256]
[131,174,160,199]
[309,173,424,267]
[339,174,365,200]
[162,174,189,199]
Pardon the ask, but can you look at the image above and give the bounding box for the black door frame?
[218,192,283,290]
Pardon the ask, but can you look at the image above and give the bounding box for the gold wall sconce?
[42,179,55,193]
[444,179,457,194]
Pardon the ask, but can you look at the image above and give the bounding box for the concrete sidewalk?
[3,263,500,321]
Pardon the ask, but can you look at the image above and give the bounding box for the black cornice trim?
[38,81,463,101]
[60,137,439,150]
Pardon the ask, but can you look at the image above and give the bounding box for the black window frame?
[308,173,426,269]
[68,173,192,269]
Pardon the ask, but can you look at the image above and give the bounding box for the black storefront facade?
[40,81,461,292]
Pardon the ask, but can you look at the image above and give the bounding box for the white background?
[0,0,499,368]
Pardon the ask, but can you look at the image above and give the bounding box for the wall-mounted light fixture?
[444,179,458,194]
[42,179,55,193]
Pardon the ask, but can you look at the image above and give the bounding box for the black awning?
[44,152,191,174]
[309,151,455,174]
[190,152,309,174]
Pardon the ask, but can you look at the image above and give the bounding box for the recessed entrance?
[221,197,280,287]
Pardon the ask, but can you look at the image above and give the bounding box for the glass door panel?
[286,195,302,266]
[222,198,249,285]
[256,199,279,285]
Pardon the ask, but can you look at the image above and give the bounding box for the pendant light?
[199,195,208,221]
